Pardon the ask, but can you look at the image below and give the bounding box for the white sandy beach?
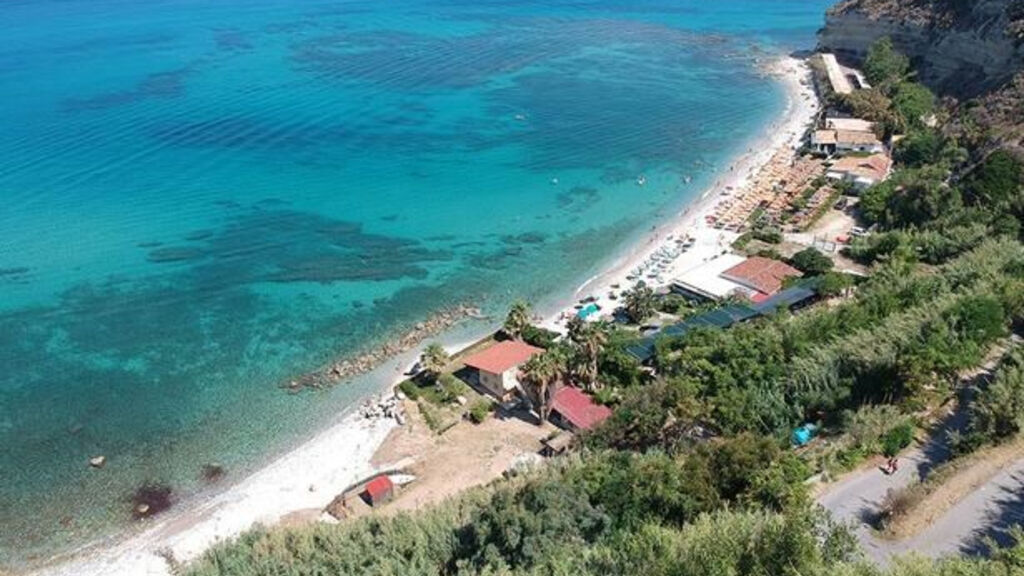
[31,55,818,576]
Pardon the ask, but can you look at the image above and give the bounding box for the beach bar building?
[670,253,752,302]
[462,340,543,401]
[720,256,803,299]
[821,53,853,95]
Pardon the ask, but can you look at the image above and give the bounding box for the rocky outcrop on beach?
[818,0,1024,98]
[359,395,405,425]
[283,305,480,392]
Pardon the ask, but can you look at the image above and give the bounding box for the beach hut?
[826,153,892,190]
[362,475,394,507]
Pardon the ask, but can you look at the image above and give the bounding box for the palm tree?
[623,281,656,324]
[520,350,565,423]
[420,343,450,383]
[573,323,607,393]
[503,300,532,340]
[565,315,587,345]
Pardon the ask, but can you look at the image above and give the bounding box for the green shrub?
[437,373,470,404]
[881,422,915,457]
[468,399,493,424]
[522,324,559,348]
[790,247,834,276]
[398,379,421,400]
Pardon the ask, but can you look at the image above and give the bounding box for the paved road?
[817,386,1024,562]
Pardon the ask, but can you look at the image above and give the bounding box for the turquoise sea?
[0,0,831,566]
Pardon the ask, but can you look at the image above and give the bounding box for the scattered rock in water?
[68,423,84,436]
[146,246,206,263]
[89,456,106,469]
[0,267,31,278]
[184,229,214,241]
[201,463,225,483]
[281,304,480,392]
[131,482,173,520]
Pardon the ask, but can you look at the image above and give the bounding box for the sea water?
[0,0,831,566]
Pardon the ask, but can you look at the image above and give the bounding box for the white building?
[821,53,853,95]
[670,253,753,302]
[826,117,875,133]
[812,123,883,156]
[462,340,543,401]
[826,153,892,190]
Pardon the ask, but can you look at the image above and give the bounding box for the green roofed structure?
[626,280,820,364]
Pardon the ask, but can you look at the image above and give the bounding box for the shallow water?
[0,0,830,565]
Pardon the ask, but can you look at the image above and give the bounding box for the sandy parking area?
[366,401,559,516]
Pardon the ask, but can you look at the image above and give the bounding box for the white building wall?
[478,368,520,400]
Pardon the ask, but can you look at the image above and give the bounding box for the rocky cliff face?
[818,0,1024,97]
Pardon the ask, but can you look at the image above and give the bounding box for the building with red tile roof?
[463,340,543,401]
[826,153,892,189]
[550,386,612,431]
[721,256,803,296]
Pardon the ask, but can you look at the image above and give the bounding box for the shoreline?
[538,54,819,331]
[28,55,819,576]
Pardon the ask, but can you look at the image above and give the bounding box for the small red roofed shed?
[550,386,612,431]
[363,475,394,507]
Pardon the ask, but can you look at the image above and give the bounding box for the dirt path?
[366,401,557,516]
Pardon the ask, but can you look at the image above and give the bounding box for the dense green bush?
[467,399,493,424]
[520,323,558,349]
[863,37,909,86]
[790,247,834,275]
[881,422,915,457]
[961,348,1024,449]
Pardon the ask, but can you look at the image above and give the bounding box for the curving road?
[818,435,1024,562]
[817,358,1024,563]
